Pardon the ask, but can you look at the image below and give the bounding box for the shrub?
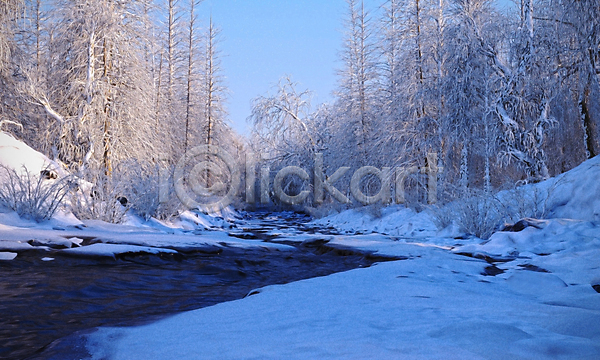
[431,183,553,240]
[70,168,130,224]
[71,161,182,223]
[0,165,74,221]
[431,190,505,240]
[455,192,505,240]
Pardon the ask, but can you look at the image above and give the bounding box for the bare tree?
[335,0,378,166]
[201,16,227,148]
[250,77,318,163]
[184,0,202,153]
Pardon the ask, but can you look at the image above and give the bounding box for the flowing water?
[0,212,391,360]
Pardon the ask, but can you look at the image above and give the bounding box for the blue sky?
[195,0,379,134]
[194,0,512,135]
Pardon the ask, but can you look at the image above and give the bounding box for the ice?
[60,243,178,259]
[0,252,17,260]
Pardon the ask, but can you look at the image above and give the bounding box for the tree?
[183,0,202,153]
[249,77,318,164]
[201,16,227,148]
[335,0,378,166]
[25,0,158,175]
[557,0,600,159]
[0,1,25,137]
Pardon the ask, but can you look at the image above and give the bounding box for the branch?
[0,119,23,131]
[273,103,317,153]
[532,16,574,28]
[37,96,66,124]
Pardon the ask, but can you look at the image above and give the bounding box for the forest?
[0,0,599,219]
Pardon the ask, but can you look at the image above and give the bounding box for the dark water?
[0,212,390,360]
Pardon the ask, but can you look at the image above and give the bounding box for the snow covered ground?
[79,157,600,359]
[0,209,295,261]
[84,250,599,359]
[0,132,287,260]
[1,131,600,358]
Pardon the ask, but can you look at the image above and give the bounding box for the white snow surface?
[0,132,63,177]
[0,131,283,257]
[0,214,295,257]
[0,251,17,260]
[83,157,600,359]
[60,243,178,259]
[86,248,600,360]
[312,205,439,238]
[2,132,600,358]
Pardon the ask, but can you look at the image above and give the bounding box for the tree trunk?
[580,86,597,158]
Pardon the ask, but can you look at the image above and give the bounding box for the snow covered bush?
[0,165,74,221]
[71,169,130,224]
[498,185,548,222]
[433,183,552,240]
[72,161,182,223]
[457,193,505,240]
[123,164,181,221]
[432,190,506,240]
[429,202,457,231]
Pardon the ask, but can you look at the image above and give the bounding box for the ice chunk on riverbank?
[60,243,178,259]
[0,252,17,260]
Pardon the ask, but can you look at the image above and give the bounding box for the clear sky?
[194,0,511,135]
[195,0,379,135]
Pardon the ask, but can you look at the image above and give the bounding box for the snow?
[2,132,600,358]
[60,243,178,259]
[0,217,295,258]
[81,155,600,359]
[312,205,438,238]
[0,132,62,177]
[0,132,286,259]
[84,251,600,359]
[542,156,600,222]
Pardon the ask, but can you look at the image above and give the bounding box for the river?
[0,212,392,360]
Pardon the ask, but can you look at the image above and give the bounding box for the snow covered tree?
[376,0,416,167]
[442,0,499,191]
[26,0,158,175]
[249,77,319,165]
[183,0,203,153]
[201,16,228,149]
[0,0,26,136]
[248,77,323,206]
[334,0,379,167]
[557,0,600,159]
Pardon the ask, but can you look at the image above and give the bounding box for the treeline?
[1,0,599,215]
[0,0,240,218]
[249,0,600,207]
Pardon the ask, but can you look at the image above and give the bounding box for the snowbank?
[312,205,438,238]
[60,243,178,259]
[314,155,600,239]
[84,249,600,360]
[80,158,600,359]
[542,155,600,222]
[0,132,62,177]
[0,132,252,259]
